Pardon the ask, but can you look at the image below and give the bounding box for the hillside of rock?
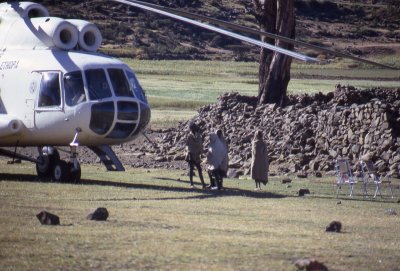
[36,0,400,62]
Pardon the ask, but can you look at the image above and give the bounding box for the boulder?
[294,258,329,271]
[297,172,308,178]
[325,221,342,232]
[314,172,322,178]
[281,178,292,184]
[36,211,60,225]
[298,188,310,196]
[87,207,109,221]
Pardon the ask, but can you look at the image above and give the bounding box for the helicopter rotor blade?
[113,0,397,70]
[129,0,397,70]
[111,0,317,63]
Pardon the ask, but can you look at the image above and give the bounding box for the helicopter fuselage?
[0,49,151,147]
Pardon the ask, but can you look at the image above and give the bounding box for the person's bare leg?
[189,162,194,187]
[196,163,206,188]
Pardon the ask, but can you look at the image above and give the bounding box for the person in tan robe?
[250,130,269,190]
[186,122,206,188]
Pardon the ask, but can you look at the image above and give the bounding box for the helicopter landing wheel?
[67,161,81,183]
[36,149,60,179]
[36,155,51,179]
[52,160,69,183]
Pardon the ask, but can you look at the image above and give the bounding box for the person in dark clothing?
[185,122,206,189]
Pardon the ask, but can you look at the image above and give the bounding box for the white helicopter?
[0,1,394,183]
[0,1,150,182]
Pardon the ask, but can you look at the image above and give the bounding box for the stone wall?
[160,86,400,176]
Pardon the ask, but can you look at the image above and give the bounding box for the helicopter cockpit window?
[126,70,147,103]
[108,68,133,97]
[85,69,112,100]
[64,71,86,106]
[38,72,61,107]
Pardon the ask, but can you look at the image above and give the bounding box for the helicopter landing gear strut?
[66,130,81,183]
[36,128,82,183]
[35,145,81,183]
[36,146,60,179]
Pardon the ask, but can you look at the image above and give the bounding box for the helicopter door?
[24,72,44,129]
[24,99,35,129]
[34,71,66,131]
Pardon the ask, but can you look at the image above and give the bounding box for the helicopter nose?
[89,101,114,135]
[137,102,151,133]
[89,100,149,139]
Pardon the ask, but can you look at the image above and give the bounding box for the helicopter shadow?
[0,173,40,183]
[0,172,286,200]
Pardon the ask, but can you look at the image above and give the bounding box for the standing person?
[185,122,206,189]
[216,129,229,187]
[206,132,227,190]
[250,130,269,190]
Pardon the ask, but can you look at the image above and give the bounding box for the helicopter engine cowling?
[31,17,79,50]
[67,19,102,52]
[1,16,79,51]
[0,2,49,19]
[0,116,22,138]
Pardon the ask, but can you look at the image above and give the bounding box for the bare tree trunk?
[252,0,276,101]
[253,0,295,106]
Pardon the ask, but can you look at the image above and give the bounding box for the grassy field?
[1,60,399,270]
[0,161,399,271]
[123,59,400,129]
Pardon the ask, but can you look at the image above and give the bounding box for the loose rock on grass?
[36,211,60,225]
[325,221,342,232]
[294,258,329,271]
[87,207,109,221]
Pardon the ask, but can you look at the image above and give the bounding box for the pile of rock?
[157,86,400,176]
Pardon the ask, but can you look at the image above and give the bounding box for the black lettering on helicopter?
[0,60,19,70]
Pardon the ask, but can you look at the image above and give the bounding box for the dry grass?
[0,161,399,271]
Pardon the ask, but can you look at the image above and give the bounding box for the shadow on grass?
[0,173,285,200]
[79,178,287,200]
[0,173,39,182]
[154,176,188,185]
[310,193,397,203]
[2,173,397,202]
